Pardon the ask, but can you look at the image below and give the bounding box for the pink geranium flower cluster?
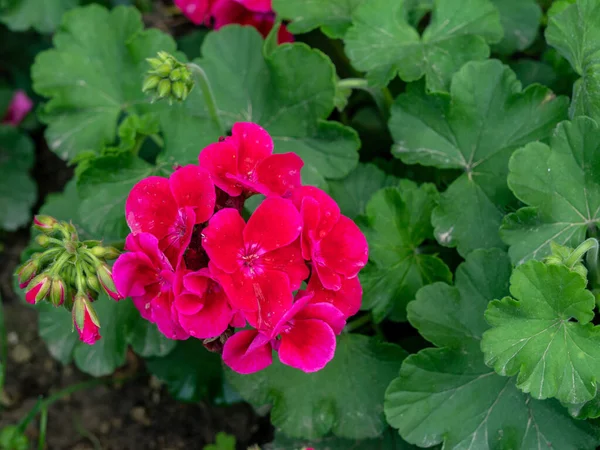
[174,0,293,44]
[113,122,367,373]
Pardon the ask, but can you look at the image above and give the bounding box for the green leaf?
[389,60,568,256]
[344,0,503,90]
[272,0,365,38]
[0,126,36,231]
[146,339,223,402]
[76,153,168,244]
[491,0,541,55]
[0,0,78,33]
[268,428,417,450]
[227,334,406,440]
[328,163,398,220]
[360,181,452,322]
[37,302,79,365]
[31,5,177,160]
[162,26,360,184]
[501,117,600,264]
[482,260,600,404]
[126,318,176,358]
[385,249,600,449]
[546,0,600,123]
[203,432,236,450]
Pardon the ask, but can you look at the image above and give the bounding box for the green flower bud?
[36,234,51,248]
[96,263,122,300]
[90,246,120,260]
[142,75,161,92]
[87,274,101,293]
[16,259,39,288]
[33,215,59,233]
[49,277,66,307]
[157,79,171,98]
[142,51,194,103]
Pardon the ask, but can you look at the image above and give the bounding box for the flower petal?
[234,0,272,13]
[202,208,246,273]
[295,303,346,335]
[307,274,362,318]
[151,292,190,340]
[76,309,101,345]
[199,139,242,196]
[126,176,178,238]
[169,165,216,223]
[293,186,340,241]
[260,240,308,290]
[173,293,205,315]
[160,207,195,269]
[178,288,232,339]
[244,197,302,253]
[231,122,273,177]
[222,329,273,374]
[318,215,368,278]
[254,153,303,197]
[278,319,336,372]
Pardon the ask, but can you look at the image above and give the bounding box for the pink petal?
[230,310,247,328]
[218,269,293,331]
[76,309,101,345]
[25,282,42,305]
[169,165,216,224]
[174,293,205,315]
[293,186,340,248]
[260,240,309,290]
[174,0,212,24]
[177,288,233,339]
[313,262,342,291]
[160,207,195,269]
[255,153,303,197]
[308,274,362,318]
[278,319,336,372]
[199,139,242,197]
[211,0,249,28]
[182,270,210,296]
[222,329,273,374]
[133,296,155,321]
[277,24,295,44]
[234,0,271,13]
[296,303,346,335]
[2,90,33,126]
[231,122,273,177]
[244,197,302,253]
[318,216,368,279]
[151,292,190,340]
[202,208,246,273]
[126,177,178,239]
[112,252,158,298]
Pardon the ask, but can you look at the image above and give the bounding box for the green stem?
[344,313,372,333]
[565,238,598,268]
[336,78,393,119]
[0,295,7,394]
[149,133,164,148]
[187,63,225,135]
[38,406,48,450]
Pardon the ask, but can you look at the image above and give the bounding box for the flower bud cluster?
[15,215,122,345]
[142,51,194,103]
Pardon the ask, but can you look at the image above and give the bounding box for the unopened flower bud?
[86,274,101,293]
[72,293,101,345]
[25,274,52,304]
[49,278,66,306]
[36,234,51,248]
[90,245,120,260]
[97,263,122,300]
[142,75,161,92]
[143,51,194,103]
[33,215,58,233]
[157,79,171,98]
[16,259,39,288]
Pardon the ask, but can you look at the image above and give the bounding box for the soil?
[0,137,272,450]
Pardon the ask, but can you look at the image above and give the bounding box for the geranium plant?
[4,0,600,448]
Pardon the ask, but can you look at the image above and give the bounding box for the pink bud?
[24,274,51,304]
[49,278,66,306]
[2,90,33,126]
[97,263,122,300]
[72,294,101,345]
[16,259,39,289]
[33,215,59,233]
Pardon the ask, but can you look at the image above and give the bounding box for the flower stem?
[38,405,48,450]
[344,313,372,333]
[565,238,598,268]
[187,63,225,135]
[336,78,393,119]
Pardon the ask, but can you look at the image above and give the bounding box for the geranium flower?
[306,273,362,319]
[125,164,215,266]
[293,186,368,290]
[202,197,308,330]
[174,0,294,44]
[173,268,234,339]
[2,90,33,126]
[199,122,302,198]
[112,233,189,340]
[223,292,345,373]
